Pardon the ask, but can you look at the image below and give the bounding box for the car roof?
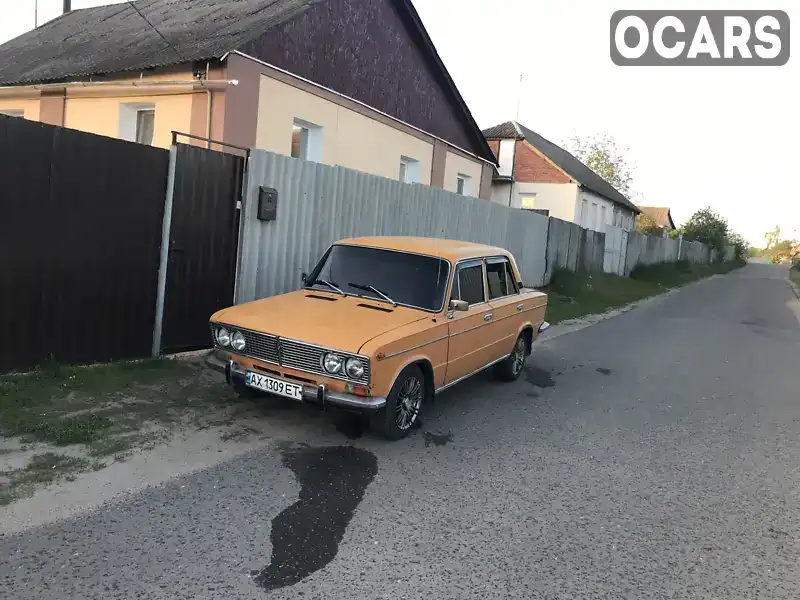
[335,236,511,262]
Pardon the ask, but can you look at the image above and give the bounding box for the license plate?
[245,372,303,401]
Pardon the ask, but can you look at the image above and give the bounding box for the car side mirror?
[301,272,309,285]
[449,299,469,312]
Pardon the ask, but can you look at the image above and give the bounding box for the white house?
[483,121,640,231]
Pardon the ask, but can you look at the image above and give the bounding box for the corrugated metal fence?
[236,151,550,303]
[237,150,725,305]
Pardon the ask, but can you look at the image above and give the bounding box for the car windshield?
[307,245,450,311]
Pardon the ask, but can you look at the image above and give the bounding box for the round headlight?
[216,327,231,347]
[231,331,246,352]
[323,353,343,374]
[345,358,365,380]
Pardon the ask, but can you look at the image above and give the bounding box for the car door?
[445,259,495,384]
[486,256,524,359]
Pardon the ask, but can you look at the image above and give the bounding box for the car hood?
[211,290,430,354]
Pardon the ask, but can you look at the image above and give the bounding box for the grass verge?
[0,453,91,505]
[545,259,745,324]
[1,357,243,505]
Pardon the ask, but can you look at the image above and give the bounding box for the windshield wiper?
[348,282,398,307]
[308,278,345,296]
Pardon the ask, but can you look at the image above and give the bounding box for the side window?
[452,263,485,306]
[486,258,519,299]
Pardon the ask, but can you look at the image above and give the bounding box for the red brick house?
[483,120,640,232]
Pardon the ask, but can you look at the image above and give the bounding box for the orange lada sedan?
[206,236,549,440]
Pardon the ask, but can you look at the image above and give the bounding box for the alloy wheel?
[395,376,423,430]
[512,338,526,376]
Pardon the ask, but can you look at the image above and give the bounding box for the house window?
[399,156,420,183]
[135,109,155,146]
[452,262,485,306]
[291,118,323,162]
[456,174,472,196]
[119,103,156,145]
[0,109,23,118]
[520,193,537,210]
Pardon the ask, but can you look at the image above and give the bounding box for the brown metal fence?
[0,115,170,372]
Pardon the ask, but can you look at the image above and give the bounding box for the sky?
[1,0,797,245]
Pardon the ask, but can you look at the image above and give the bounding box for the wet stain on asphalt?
[596,367,613,376]
[423,431,454,447]
[525,366,555,388]
[254,445,378,592]
[526,391,540,398]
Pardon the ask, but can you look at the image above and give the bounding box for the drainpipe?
[204,62,211,149]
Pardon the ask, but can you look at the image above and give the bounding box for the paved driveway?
[2,263,800,599]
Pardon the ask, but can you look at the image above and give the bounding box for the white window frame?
[456,173,472,196]
[291,118,323,162]
[399,156,420,184]
[119,102,156,145]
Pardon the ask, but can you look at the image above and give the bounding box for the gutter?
[0,79,239,98]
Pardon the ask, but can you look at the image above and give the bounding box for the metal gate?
[0,115,169,372]
[158,137,247,353]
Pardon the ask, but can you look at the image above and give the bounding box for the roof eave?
[396,0,497,165]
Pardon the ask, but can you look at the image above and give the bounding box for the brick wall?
[514,140,572,184]
[487,139,500,160]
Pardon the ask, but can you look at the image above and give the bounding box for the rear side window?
[452,263,485,306]
[486,258,519,299]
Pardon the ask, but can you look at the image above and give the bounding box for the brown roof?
[640,206,676,230]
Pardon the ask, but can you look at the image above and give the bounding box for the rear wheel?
[370,364,425,440]
[494,334,527,382]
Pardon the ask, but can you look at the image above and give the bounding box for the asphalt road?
[3,262,800,599]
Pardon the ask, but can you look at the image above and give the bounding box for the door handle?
[484,314,493,322]
[516,304,524,311]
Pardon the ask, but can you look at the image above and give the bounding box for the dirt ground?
[0,356,345,509]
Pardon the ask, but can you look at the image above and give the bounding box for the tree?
[635,214,664,237]
[569,134,634,197]
[726,232,748,261]
[681,207,729,253]
[764,226,781,250]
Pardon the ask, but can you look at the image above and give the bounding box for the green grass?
[0,453,91,505]
[0,359,194,447]
[544,259,745,324]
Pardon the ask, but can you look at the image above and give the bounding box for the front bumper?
[205,350,386,412]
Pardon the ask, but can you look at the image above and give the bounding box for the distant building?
[483,120,640,231]
[639,207,677,232]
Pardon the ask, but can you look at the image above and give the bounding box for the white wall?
[255,74,435,184]
[511,182,579,220]
[578,189,636,232]
[490,181,514,206]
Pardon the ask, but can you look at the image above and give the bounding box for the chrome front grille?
[240,330,280,364]
[210,325,370,384]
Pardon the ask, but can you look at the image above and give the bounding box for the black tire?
[370,364,425,440]
[494,334,527,382]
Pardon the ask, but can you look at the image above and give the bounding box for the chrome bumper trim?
[204,351,386,412]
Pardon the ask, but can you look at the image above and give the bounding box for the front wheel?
[370,364,425,440]
[494,334,528,382]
